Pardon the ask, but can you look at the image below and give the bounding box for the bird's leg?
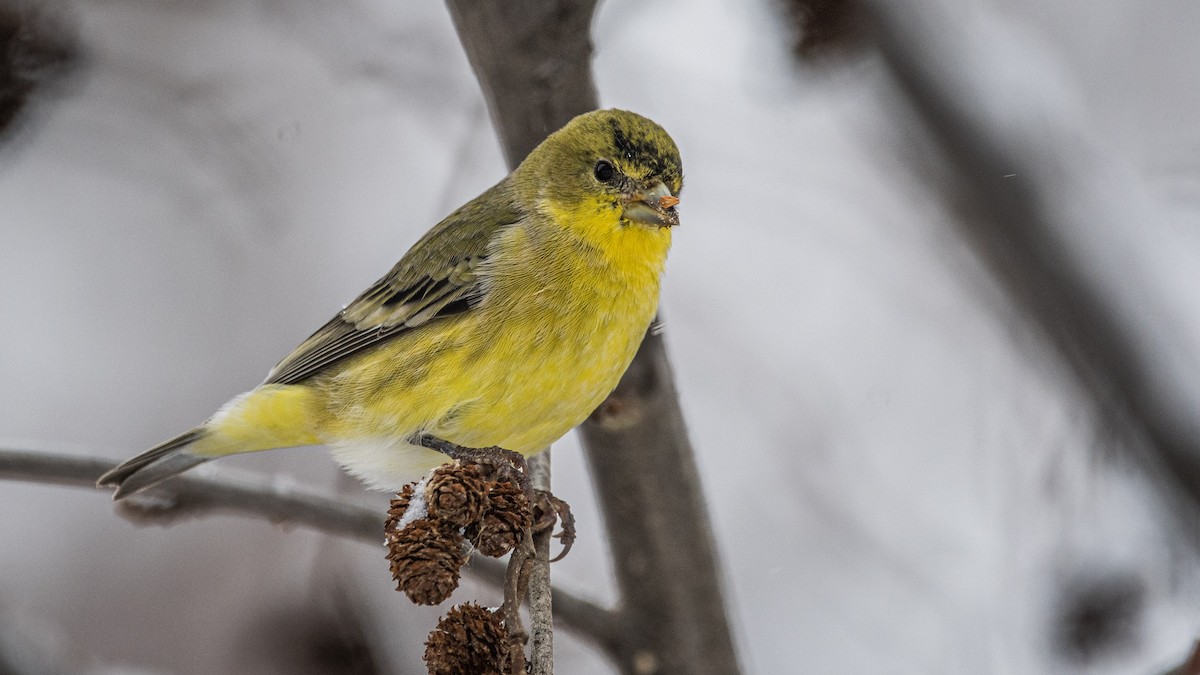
[415,434,575,561]
[415,434,529,494]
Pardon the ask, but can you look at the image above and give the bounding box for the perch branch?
[446,1,742,673]
[526,453,555,675]
[0,447,616,646]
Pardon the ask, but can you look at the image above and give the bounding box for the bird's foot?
[414,434,574,562]
[415,434,529,494]
[532,490,576,562]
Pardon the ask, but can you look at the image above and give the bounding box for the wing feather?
[264,180,520,386]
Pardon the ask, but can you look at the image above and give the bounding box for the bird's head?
[516,109,683,230]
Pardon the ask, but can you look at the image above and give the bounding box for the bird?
[98,109,683,499]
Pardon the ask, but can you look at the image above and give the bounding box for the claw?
[531,490,575,562]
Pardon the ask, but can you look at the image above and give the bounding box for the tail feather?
[97,428,212,499]
[98,385,321,500]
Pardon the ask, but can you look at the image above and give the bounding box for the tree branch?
[526,453,555,675]
[0,447,616,646]
[445,2,742,673]
[444,0,599,170]
[863,0,1200,531]
[0,2,78,145]
[578,329,741,674]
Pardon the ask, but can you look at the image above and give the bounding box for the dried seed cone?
[387,518,467,605]
[384,483,417,536]
[424,603,509,675]
[465,480,531,558]
[425,462,487,528]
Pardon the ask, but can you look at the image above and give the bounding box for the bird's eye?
[593,160,615,183]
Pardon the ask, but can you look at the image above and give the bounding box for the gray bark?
[866,0,1200,530]
[445,1,742,673]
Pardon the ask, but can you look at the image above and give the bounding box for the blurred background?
[2,0,1199,672]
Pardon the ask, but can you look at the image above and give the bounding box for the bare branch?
[445,2,742,673]
[2,448,380,537]
[864,0,1200,528]
[579,331,746,675]
[0,2,78,144]
[445,0,598,169]
[501,527,536,673]
[0,447,614,644]
[527,453,555,675]
[466,543,620,655]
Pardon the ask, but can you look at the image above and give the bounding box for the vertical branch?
[527,453,555,675]
[0,2,78,144]
[445,0,599,169]
[445,2,597,670]
[445,1,742,673]
[578,331,740,675]
[862,0,1200,528]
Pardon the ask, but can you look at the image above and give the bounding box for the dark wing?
[264,180,521,386]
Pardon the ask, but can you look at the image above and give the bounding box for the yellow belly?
[315,212,670,488]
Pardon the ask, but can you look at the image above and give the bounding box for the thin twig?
[501,527,535,674]
[467,547,621,657]
[0,447,616,646]
[526,452,555,675]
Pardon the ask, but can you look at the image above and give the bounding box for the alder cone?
[424,603,510,675]
[466,480,531,558]
[425,462,488,528]
[387,518,467,605]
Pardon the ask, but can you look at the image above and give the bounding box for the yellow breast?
[319,199,671,476]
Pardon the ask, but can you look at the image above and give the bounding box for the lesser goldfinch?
[99,109,682,499]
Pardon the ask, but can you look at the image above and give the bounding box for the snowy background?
[2,0,1199,672]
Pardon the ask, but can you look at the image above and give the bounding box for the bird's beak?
[623,181,680,228]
